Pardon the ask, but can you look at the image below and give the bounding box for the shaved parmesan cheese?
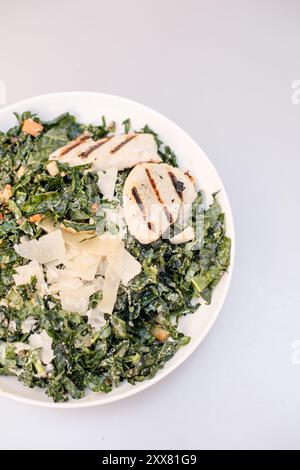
[8,320,17,332]
[29,330,54,365]
[86,309,106,331]
[64,253,100,281]
[98,240,124,315]
[39,218,56,233]
[34,218,129,316]
[39,220,121,255]
[59,283,97,314]
[60,229,103,252]
[14,230,65,264]
[97,257,107,276]
[121,250,141,286]
[169,226,195,244]
[13,260,45,291]
[97,168,118,199]
[78,233,123,256]
[46,245,79,268]
[46,266,65,284]
[91,276,104,292]
[13,342,31,355]
[21,317,37,334]
[48,277,83,294]
[64,245,80,261]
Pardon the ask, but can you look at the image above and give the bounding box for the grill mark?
[110,135,136,154]
[145,168,174,225]
[163,207,173,224]
[168,171,184,200]
[60,135,90,156]
[132,187,146,216]
[145,168,164,204]
[184,171,195,184]
[132,187,157,233]
[147,221,155,232]
[79,137,112,159]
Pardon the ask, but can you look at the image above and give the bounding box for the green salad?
[0,112,230,402]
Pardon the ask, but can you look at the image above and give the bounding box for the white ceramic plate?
[0,92,235,408]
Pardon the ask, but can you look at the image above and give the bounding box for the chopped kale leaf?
[0,112,231,402]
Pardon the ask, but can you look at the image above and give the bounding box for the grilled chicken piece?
[49,133,161,170]
[91,134,161,170]
[49,133,94,163]
[123,163,197,244]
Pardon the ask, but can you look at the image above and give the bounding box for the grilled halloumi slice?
[123,163,197,244]
[49,133,161,170]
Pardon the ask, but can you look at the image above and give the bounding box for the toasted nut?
[0,184,13,203]
[22,119,43,137]
[46,161,59,176]
[29,214,43,223]
[153,325,169,342]
[91,203,99,214]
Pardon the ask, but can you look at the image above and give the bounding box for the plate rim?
[0,91,235,408]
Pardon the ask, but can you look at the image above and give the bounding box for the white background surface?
[0,0,299,450]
